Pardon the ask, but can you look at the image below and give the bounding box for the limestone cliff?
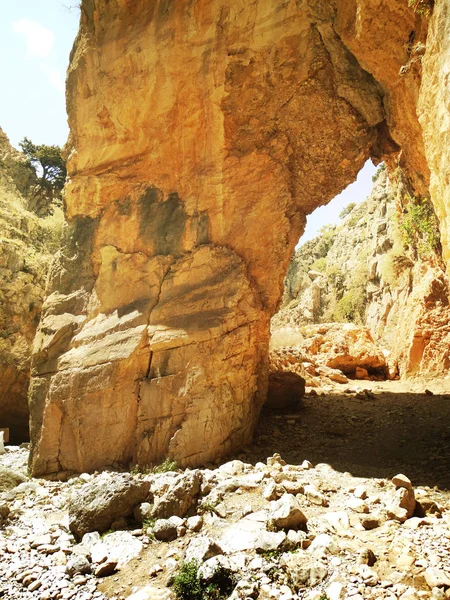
[28,0,449,475]
[274,166,450,379]
[0,129,64,443]
[274,168,397,328]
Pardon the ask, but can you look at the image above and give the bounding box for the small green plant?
[152,457,178,474]
[311,257,327,272]
[339,202,356,219]
[198,499,221,516]
[372,163,386,183]
[399,195,440,258]
[258,548,282,559]
[142,516,156,531]
[100,529,114,538]
[130,457,178,475]
[130,464,151,475]
[408,0,433,16]
[319,594,330,600]
[266,520,279,533]
[171,560,236,600]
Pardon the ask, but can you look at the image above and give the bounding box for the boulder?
[66,554,91,577]
[268,494,307,530]
[152,470,201,519]
[68,474,150,540]
[153,519,178,542]
[281,553,328,589]
[220,519,286,554]
[392,474,413,490]
[96,531,143,567]
[391,487,416,519]
[185,536,223,563]
[134,501,153,524]
[0,467,27,492]
[266,371,305,409]
[94,560,118,577]
[298,323,387,377]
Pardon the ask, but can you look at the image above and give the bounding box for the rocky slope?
[0,129,64,443]
[28,0,450,475]
[274,167,450,379]
[274,168,396,328]
[2,426,450,600]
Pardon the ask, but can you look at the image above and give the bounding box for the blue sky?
[0,1,79,148]
[0,2,375,240]
[300,159,376,245]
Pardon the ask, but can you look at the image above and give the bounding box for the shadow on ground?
[247,390,450,490]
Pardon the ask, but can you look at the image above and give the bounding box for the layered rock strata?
[29,0,444,474]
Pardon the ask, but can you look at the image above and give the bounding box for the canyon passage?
[18,0,450,477]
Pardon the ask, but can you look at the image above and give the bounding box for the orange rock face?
[29,0,442,475]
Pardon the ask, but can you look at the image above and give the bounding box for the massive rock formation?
[29,0,447,475]
[0,129,64,443]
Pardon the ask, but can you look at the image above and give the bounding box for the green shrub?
[172,561,204,600]
[326,264,344,290]
[372,163,386,183]
[339,202,356,219]
[332,287,366,323]
[378,251,413,286]
[171,560,236,600]
[399,195,440,258]
[311,257,327,272]
[152,458,178,473]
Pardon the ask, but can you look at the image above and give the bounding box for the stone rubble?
[1,446,450,600]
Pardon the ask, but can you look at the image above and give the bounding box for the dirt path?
[245,380,450,490]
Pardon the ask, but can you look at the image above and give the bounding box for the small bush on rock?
[378,251,413,286]
[339,202,356,219]
[152,458,178,473]
[311,257,327,272]
[171,560,236,600]
[399,195,440,258]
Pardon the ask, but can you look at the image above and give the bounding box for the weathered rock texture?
[0,129,64,443]
[29,0,447,474]
[274,168,450,379]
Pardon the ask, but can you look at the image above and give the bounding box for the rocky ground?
[1,380,450,600]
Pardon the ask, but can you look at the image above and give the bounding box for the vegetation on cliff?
[273,165,450,379]
[0,128,65,442]
[18,137,66,216]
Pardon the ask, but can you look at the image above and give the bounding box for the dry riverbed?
[1,380,450,600]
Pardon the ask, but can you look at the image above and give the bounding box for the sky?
[299,160,377,245]
[0,1,79,148]
[0,2,375,240]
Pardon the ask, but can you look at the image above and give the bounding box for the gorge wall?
[0,129,63,443]
[28,0,448,475]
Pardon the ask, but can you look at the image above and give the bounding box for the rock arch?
[29,0,433,475]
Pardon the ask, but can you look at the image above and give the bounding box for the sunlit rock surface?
[0,129,63,443]
[29,0,448,474]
